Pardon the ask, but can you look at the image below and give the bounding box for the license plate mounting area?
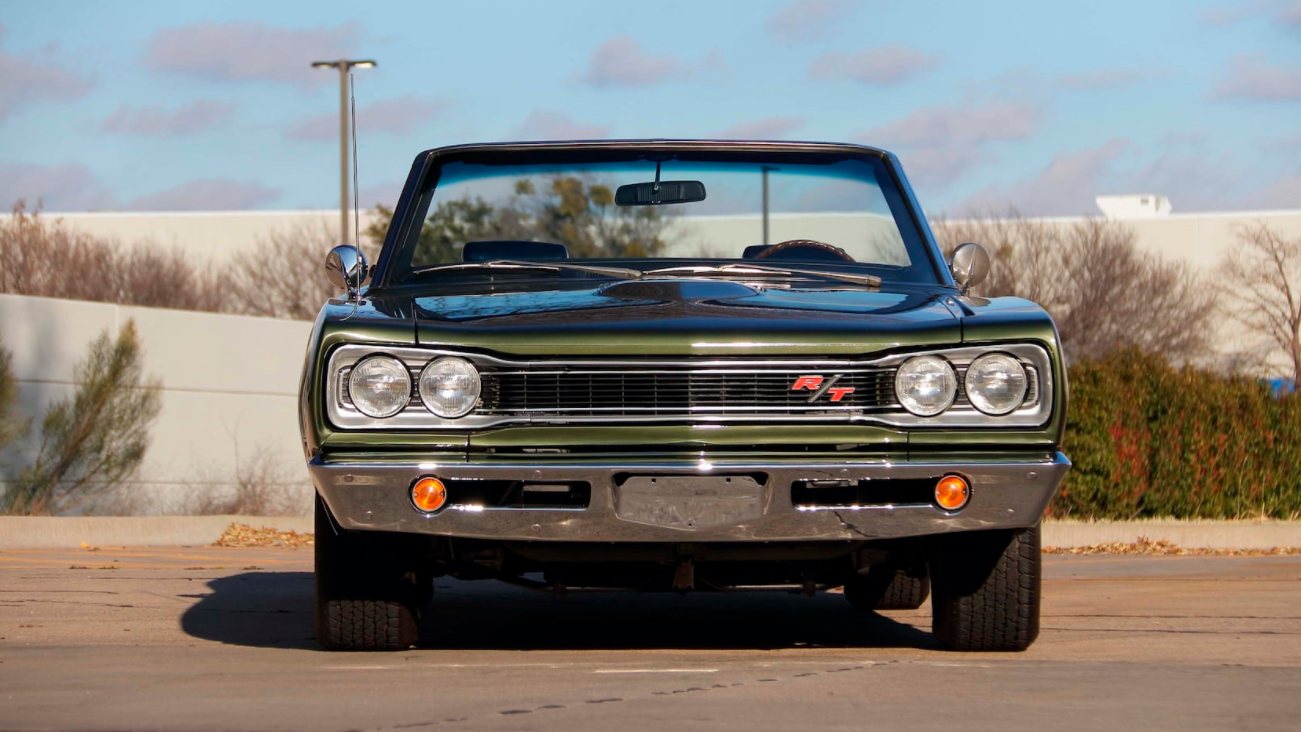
[613,474,767,531]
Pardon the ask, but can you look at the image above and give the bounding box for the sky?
[0,0,1298,216]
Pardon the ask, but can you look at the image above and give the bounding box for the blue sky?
[1,0,1298,215]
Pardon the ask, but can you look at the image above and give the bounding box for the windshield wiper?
[643,263,881,287]
[411,259,644,279]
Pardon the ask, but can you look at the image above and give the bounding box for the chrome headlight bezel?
[894,354,958,417]
[418,357,481,418]
[346,355,412,419]
[964,352,1029,415]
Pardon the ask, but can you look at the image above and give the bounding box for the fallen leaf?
[214,523,314,548]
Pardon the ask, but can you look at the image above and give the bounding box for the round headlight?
[348,356,411,418]
[964,353,1028,415]
[895,355,957,416]
[419,357,481,418]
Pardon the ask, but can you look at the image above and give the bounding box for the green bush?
[1055,348,1301,520]
[0,330,27,454]
[2,320,161,515]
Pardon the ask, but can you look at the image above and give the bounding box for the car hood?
[411,279,960,356]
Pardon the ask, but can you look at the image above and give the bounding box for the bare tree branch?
[1219,223,1301,382]
[932,210,1217,363]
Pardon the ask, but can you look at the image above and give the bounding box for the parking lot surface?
[1,546,1299,731]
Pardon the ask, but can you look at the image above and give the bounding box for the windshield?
[387,148,939,284]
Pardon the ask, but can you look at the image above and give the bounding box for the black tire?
[843,566,930,611]
[314,495,426,651]
[929,524,1041,652]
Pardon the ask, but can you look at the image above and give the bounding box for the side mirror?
[324,245,368,297]
[948,242,990,295]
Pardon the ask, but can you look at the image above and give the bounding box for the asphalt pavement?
[1,546,1299,731]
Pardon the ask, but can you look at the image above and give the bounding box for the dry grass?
[182,444,309,517]
[1043,537,1301,556]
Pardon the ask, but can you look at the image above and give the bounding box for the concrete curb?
[0,516,313,550]
[0,517,1298,550]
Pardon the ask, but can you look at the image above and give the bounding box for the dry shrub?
[932,209,1217,363]
[2,201,380,320]
[0,201,224,311]
[222,219,379,320]
[183,443,309,517]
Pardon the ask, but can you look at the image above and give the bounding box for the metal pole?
[762,167,769,246]
[338,62,350,246]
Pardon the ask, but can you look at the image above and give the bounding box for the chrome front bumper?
[310,452,1070,543]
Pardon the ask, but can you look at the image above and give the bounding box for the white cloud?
[767,0,854,43]
[289,95,447,140]
[957,138,1130,216]
[577,36,688,88]
[809,44,942,86]
[863,101,1042,148]
[1211,53,1301,101]
[0,27,94,120]
[0,163,116,211]
[123,179,281,211]
[714,117,804,140]
[513,110,611,141]
[0,162,279,212]
[1057,67,1161,91]
[99,100,235,136]
[1253,170,1301,208]
[894,147,989,191]
[144,22,361,87]
[358,182,404,210]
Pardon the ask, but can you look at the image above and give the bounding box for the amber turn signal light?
[411,477,448,513]
[934,475,970,511]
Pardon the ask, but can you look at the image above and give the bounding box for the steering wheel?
[754,239,856,262]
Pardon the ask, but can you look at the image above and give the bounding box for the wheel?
[314,495,428,651]
[843,566,930,610]
[929,525,1041,652]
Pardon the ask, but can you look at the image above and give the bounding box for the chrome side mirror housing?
[325,245,368,297]
[948,242,990,295]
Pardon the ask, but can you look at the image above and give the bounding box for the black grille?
[477,369,897,417]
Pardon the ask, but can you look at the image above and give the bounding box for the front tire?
[929,524,1041,652]
[314,495,427,651]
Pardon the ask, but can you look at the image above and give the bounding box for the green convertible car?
[303,140,1070,652]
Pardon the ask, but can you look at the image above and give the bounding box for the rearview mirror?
[948,242,990,295]
[615,180,706,206]
[325,245,368,297]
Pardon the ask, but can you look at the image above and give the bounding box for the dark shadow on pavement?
[179,572,317,650]
[180,572,938,651]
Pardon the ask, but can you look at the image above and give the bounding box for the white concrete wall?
[0,294,313,514]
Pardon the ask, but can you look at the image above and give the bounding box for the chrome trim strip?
[325,343,1053,431]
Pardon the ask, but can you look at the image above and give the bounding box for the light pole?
[310,59,376,246]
